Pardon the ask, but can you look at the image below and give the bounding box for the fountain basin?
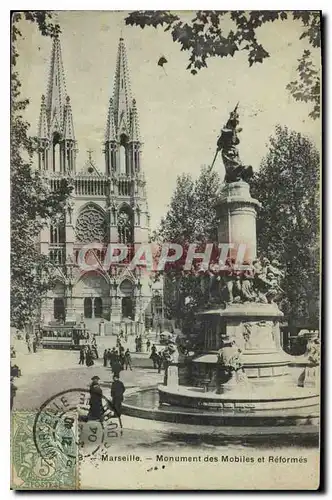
[122,387,319,430]
[158,384,319,412]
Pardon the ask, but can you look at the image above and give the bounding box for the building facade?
[37,34,163,335]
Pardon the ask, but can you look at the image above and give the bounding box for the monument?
[157,107,319,420]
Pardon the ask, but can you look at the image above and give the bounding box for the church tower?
[104,37,150,245]
[38,33,160,335]
[38,34,77,174]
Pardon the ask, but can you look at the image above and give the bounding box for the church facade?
[37,34,163,335]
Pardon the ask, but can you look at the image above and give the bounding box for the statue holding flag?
[211,104,254,184]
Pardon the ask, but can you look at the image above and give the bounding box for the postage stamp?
[12,389,121,490]
[11,411,77,490]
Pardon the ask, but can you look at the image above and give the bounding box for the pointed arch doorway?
[84,298,92,318]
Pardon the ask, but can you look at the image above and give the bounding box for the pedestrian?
[92,336,99,359]
[103,349,108,367]
[111,375,125,428]
[26,333,31,353]
[107,349,112,367]
[119,351,125,370]
[79,346,85,365]
[135,336,139,353]
[146,339,151,352]
[86,347,94,367]
[124,349,132,371]
[32,337,37,353]
[87,376,104,421]
[112,355,122,378]
[120,329,124,339]
[109,347,116,368]
[157,352,163,374]
[10,377,17,411]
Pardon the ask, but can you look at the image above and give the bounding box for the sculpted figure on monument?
[251,257,284,304]
[217,104,254,184]
[217,337,242,372]
[307,337,320,367]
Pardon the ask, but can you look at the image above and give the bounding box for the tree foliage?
[11,12,71,330]
[250,125,320,328]
[158,166,220,328]
[126,10,321,118]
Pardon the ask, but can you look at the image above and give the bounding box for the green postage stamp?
[11,411,78,490]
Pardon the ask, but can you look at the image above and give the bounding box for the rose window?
[76,206,107,243]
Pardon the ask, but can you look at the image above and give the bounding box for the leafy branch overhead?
[125,10,321,118]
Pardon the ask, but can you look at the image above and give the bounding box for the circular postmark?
[33,388,120,467]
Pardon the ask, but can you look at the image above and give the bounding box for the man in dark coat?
[103,349,108,367]
[79,346,85,365]
[87,376,104,421]
[124,349,132,371]
[106,349,112,367]
[157,352,163,374]
[111,375,125,428]
[150,344,158,369]
[86,347,94,367]
[112,357,122,378]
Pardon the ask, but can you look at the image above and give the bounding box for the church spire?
[38,94,49,140]
[104,36,144,177]
[38,33,77,174]
[105,97,117,143]
[113,37,132,136]
[63,96,75,141]
[46,34,67,136]
[130,98,140,142]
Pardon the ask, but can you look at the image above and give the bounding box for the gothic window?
[50,216,65,244]
[134,145,140,172]
[52,132,61,172]
[119,134,129,175]
[76,205,107,243]
[94,297,103,318]
[84,298,92,318]
[111,145,117,171]
[117,207,134,244]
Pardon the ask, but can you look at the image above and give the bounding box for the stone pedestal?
[167,365,179,388]
[65,295,76,324]
[140,339,147,353]
[216,181,261,263]
[98,320,106,336]
[199,303,288,387]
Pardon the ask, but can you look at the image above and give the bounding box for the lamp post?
[65,260,76,324]
[135,278,143,336]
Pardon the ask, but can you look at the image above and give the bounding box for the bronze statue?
[216,104,254,184]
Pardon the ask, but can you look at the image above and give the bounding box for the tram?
[39,324,91,350]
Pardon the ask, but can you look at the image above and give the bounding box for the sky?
[16,11,321,230]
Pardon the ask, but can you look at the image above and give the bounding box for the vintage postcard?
[11,10,321,490]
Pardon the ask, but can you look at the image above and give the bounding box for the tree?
[250,125,320,329]
[126,10,321,119]
[11,12,71,330]
[158,166,220,328]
